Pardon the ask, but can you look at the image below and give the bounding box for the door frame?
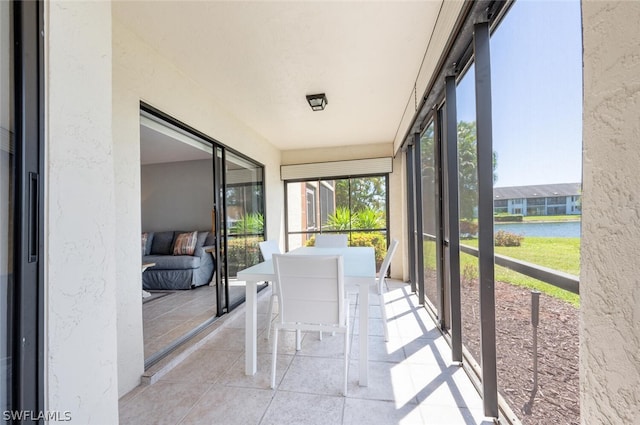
[11,0,44,416]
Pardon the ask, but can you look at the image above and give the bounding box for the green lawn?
[424,237,581,307]
[463,237,580,275]
[466,214,581,224]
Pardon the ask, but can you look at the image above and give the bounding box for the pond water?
[494,221,581,238]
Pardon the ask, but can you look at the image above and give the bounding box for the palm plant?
[230,212,264,235]
[353,207,385,230]
[324,207,352,230]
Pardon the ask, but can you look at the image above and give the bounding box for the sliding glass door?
[0,1,14,411]
[140,106,265,365]
[2,0,43,414]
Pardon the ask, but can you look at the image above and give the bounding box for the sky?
[456,0,583,188]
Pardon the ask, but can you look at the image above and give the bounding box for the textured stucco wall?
[581,1,640,423]
[112,19,284,396]
[46,1,119,423]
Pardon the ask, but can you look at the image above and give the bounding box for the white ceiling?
[115,1,443,152]
[139,124,212,166]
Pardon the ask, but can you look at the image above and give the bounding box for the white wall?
[46,1,119,423]
[389,153,406,280]
[581,1,640,423]
[112,19,284,396]
[281,142,392,165]
[141,159,213,232]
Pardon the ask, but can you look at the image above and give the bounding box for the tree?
[420,124,437,234]
[457,121,479,220]
[334,177,386,213]
[457,121,498,219]
[419,120,497,220]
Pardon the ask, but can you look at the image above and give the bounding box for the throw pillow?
[172,231,198,256]
[141,233,148,257]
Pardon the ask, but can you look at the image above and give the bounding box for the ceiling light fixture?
[306,93,328,111]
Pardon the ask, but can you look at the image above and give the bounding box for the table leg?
[359,282,369,386]
[245,279,257,375]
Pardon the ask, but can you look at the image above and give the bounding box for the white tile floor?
[119,280,494,425]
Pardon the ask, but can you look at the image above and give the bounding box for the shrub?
[227,236,262,276]
[494,214,523,222]
[459,219,478,238]
[462,263,478,285]
[494,230,524,247]
[306,232,387,266]
[349,232,387,265]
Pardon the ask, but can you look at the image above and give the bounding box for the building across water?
[493,183,581,216]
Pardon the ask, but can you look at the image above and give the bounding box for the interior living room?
[5,0,640,424]
[139,110,219,365]
[139,109,269,366]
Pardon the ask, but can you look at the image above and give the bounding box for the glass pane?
[321,179,348,231]
[225,151,264,279]
[318,180,335,231]
[349,176,386,230]
[286,182,304,234]
[349,177,387,263]
[490,1,582,423]
[456,63,482,368]
[140,115,217,361]
[420,123,439,309]
[0,0,13,411]
[286,176,389,263]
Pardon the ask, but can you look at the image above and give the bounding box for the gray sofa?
[142,230,216,290]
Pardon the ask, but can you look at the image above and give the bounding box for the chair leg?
[271,327,279,389]
[343,297,350,396]
[343,326,349,396]
[266,293,276,340]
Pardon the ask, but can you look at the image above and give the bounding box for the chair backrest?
[378,239,399,285]
[273,254,345,326]
[314,234,348,248]
[259,240,281,261]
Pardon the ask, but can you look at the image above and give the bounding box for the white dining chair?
[259,240,281,261]
[259,240,282,340]
[271,254,350,395]
[314,234,348,248]
[378,239,399,341]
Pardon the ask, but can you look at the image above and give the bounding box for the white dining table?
[237,246,376,386]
